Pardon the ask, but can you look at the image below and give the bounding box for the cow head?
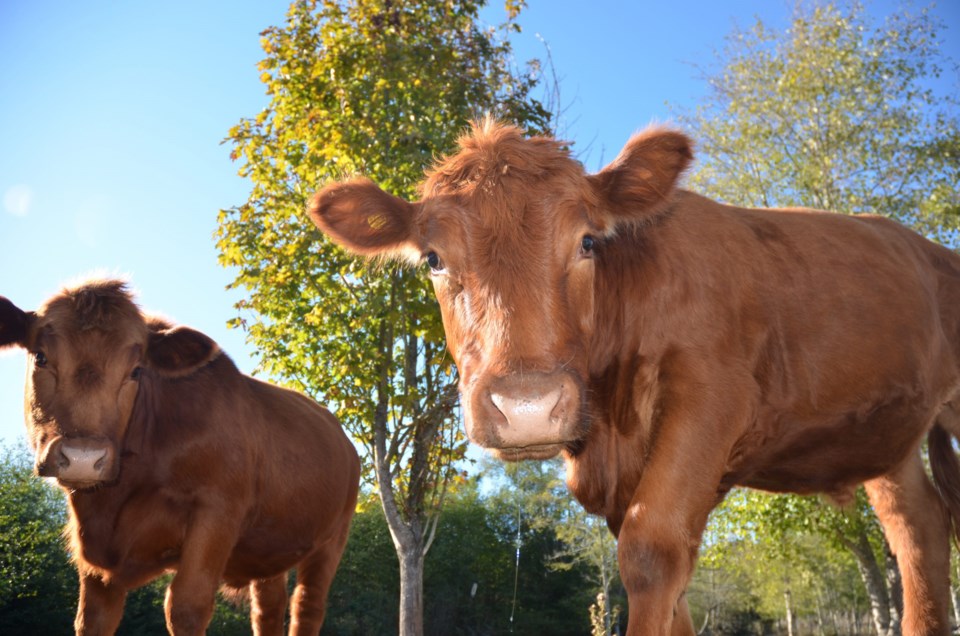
[0,280,219,490]
[309,121,691,460]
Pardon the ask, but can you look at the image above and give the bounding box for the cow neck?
[587,219,661,376]
[64,374,156,561]
[123,368,159,461]
[572,216,674,527]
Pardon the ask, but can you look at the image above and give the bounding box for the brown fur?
[310,121,960,635]
[0,280,360,636]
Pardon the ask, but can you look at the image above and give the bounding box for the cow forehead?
[420,122,588,230]
[33,280,148,361]
[423,121,580,193]
[418,173,591,270]
[421,193,577,297]
[35,324,141,376]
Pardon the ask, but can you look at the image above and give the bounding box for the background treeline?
[8,442,960,635]
[0,447,602,636]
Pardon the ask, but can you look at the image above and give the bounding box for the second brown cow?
[311,120,960,635]
[0,279,360,636]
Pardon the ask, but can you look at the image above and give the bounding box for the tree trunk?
[829,607,841,636]
[697,570,713,636]
[398,545,425,636]
[815,593,826,636]
[784,586,795,636]
[372,303,426,636]
[952,560,960,627]
[842,529,893,636]
[697,608,711,636]
[952,584,960,631]
[883,540,902,635]
[600,559,612,636]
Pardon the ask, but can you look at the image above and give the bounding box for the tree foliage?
[0,446,75,635]
[697,489,877,629]
[321,488,595,635]
[680,1,959,241]
[218,0,547,490]
[478,457,622,634]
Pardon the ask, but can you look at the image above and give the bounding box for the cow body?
[309,120,960,635]
[0,280,360,636]
[567,192,960,532]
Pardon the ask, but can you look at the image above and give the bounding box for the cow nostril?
[56,447,70,469]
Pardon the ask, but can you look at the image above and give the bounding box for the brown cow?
[308,120,960,635]
[0,279,360,636]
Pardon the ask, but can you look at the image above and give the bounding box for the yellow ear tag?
[367,214,388,230]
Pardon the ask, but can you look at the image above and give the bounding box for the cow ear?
[587,127,693,225]
[0,297,32,350]
[308,177,419,259]
[146,325,220,377]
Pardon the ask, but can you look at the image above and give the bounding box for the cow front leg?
[164,514,240,636]
[74,571,127,636]
[250,574,288,636]
[618,510,704,636]
[616,383,749,636]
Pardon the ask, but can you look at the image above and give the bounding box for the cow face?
[310,121,691,460]
[0,280,219,490]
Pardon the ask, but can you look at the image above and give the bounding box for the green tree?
[479,457,619,633]
[0,445,76,635]
[700,489,879,634]
[321,486,596,635]
[216,1,550,633]
[679,1,959,240]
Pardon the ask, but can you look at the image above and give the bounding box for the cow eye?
[130,367,142,380]
[425,251,442,271]
[580,235,596,256]
[34,351,48,367]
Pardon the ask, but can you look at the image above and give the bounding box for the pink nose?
[39,438,115,485]
[479,371,580,449]
[490,386,564,436]
[58,444,108,482]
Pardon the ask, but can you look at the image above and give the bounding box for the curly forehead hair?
[46,279,143,332]
[422,119,579,197]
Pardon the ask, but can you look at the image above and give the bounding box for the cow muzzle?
[465,370,583,460]
[37,436,118,489]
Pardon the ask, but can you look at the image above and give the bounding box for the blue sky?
[1,0,957,446]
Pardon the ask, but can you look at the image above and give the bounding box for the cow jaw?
[463,370,583,460]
